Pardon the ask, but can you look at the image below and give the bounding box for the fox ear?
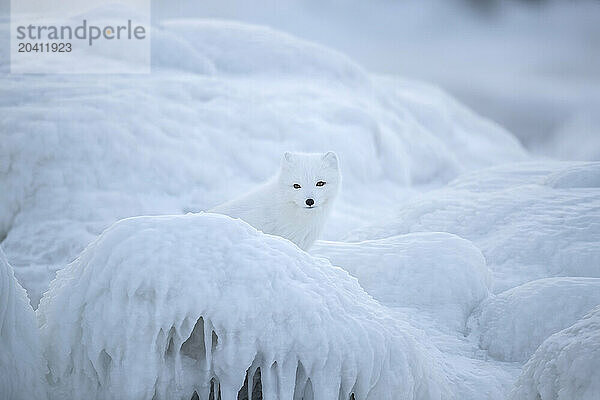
[322,151,338,168]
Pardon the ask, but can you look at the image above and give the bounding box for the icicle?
[261,363,277,400]
[173,329,183,388]
[276,358,297,399]
[203,319,213,372]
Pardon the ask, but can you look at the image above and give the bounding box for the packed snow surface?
[38,213,450,400]
[0,247,47,400]
[510,306,600,400]
[469,277,600,362]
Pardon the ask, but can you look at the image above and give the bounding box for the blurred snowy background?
[153,0,600,160]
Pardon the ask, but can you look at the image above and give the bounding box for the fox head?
[278,151,341,210]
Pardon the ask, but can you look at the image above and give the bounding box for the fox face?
[279,151,341,210]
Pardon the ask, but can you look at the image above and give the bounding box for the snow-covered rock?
[469,277,600,362]
[0,247,47,400]
[510,306,600,400]
[311,233,491,331]
[37,213,451,400]
[347,162,600,292]
[0,20,526,307]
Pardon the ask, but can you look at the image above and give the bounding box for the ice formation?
[37,213,451,400]
[469,277,600,362]
[510,306,600,400]
[311,233,491,331]
[0,20,526,307]
[0,247,47,400]
[347,162,600,292]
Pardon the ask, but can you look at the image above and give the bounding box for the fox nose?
[305,198,315,207]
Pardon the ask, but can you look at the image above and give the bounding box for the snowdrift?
[311,233,490,331]
[510,306,600,400]
[347,162,600,292]
[37,213,451,400]
[469,277,600,362]
[0,19,526,307]
[0,247,47,400]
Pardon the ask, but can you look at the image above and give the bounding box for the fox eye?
[293,183,301,189]
[316,181,326,187]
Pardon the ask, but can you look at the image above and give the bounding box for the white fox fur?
[211,151,341,250]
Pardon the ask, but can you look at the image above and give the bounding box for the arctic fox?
[211,151,341,250]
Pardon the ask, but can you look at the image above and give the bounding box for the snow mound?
[347,162,600,292]
[0,19,526,307]
[544,162,600,189]
[510,306,600,400]
[155,20,369,85]
[37,213,451,400]
[311,233,491,331]
[0,247,47,400]
[469,277,600,362]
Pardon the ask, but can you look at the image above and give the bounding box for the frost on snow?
[312,233,491,331]
[0,247,47,400]
[469,277,600,362]
[510,306,600,400]
[37,213,450,400]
